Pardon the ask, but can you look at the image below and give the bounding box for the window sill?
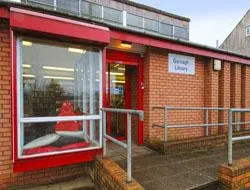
[13,148,103,172]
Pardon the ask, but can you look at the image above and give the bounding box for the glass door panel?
[107,63,127,138]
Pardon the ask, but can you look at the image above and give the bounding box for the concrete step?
[190,180,219,190]
[20,175,96,190]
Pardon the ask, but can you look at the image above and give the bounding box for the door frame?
[103,49,144,145]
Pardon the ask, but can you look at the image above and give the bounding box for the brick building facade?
[1,0,250,189]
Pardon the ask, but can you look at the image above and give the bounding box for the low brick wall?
[218,157,250,189]
[91,156,144,190]
[148,131,250,155]
[148,134,227,155]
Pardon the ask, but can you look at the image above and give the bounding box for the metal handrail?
[101,108,144,183]
[152,106,240,142]
[228,108,250,165]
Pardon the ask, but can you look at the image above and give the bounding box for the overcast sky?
[136,0,250,47]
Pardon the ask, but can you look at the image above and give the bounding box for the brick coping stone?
[219,157,250,189]
[91,156,144,190]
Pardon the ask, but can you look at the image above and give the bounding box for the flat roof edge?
[109,25,250,61]
[1,1,250,63]
[114,0,190,22]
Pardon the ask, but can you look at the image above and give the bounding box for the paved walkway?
[109,141,250,190]
[21,175,95,190]
[107,141,156,160]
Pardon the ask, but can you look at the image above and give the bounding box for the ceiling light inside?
[106,72,124,76]
[112,80,125,84]
[23,74,35,78]
[118,67,126,71]
[43,66,74,72]
[22,41,33,47]
[44,76,74,80]
[23,64,31,68]
[68,47,86,54]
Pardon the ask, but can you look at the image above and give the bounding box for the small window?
[17,38,102,158]
[246,26,250,37]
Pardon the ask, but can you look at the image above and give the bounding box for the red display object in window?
[55,101,82,132]
[23,101,91,156]
[23,141,90,155]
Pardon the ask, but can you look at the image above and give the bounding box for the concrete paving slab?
[109,141,250,189]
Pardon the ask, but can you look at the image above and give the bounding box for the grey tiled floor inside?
[108,141,250,190]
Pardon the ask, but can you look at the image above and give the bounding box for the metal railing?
[152,106,250,142]
[21,0,189,40]
[153,106,250,165]
[153,106,231,142]
[101,108,144,182]
[228,108,250,165]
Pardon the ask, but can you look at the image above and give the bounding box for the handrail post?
[228,109,233,165]
[236,112,240,132]
[164,108,168,142]
[103,111,107,157]
[205,109,209,136]
[127,112,132,183]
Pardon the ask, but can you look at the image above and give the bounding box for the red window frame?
[9,8,109,172]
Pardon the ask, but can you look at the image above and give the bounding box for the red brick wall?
[128,67,139,142]
[204,58,219,136]
[143,47,250,143]
[241,65,250,131]
[143,47,206,142]
[0,19,89,190]
[218,158,250,189]
[231,63,242,132]
[92,157,143,190]
[219,62,231,134]
[231,64,242,109]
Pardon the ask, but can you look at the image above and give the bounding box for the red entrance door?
[105,49,144,145]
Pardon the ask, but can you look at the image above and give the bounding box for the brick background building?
[1,0,250,189]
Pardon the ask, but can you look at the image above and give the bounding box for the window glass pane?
[57,0,79,13]
[127,13,143,29]
[160,22,173,36]
[103,7,123,24]
[145,18,159,32]
[22,121,99,156]
[174,26,188,39]
[21,39,100,117]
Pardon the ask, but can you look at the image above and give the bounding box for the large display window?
[16,38,102,158]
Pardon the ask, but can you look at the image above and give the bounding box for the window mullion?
[20,115,100,124]
[89,51,95,141]
[17,38,24,158]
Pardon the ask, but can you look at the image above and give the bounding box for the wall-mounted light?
[213,59,222,71]
[22,41,32,47]
[43,66,74,72]
[68,47,86,54]
[44,76,74,80]
[120,41,132,49]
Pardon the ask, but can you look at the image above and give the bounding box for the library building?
[1,0,250,189]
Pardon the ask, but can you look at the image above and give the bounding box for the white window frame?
[16,37,103,159]
[246,26,250,37]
